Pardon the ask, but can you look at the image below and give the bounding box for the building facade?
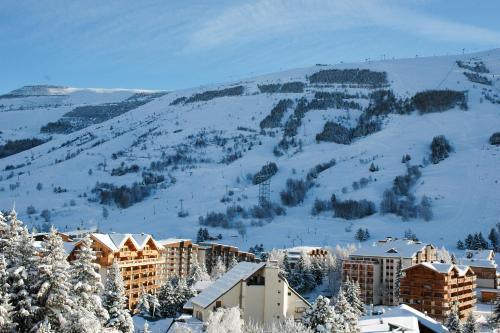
[400,263,476,322]
[342,238,437,305]
[157,238,198,280]
[458,249,499,289]
[197,242,255,273]
[286,246,329,268]
[190,262,310,326]
[68,233,164,310]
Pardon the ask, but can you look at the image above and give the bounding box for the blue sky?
[1,0,499,94]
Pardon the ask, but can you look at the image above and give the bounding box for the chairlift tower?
[256,174,270,207]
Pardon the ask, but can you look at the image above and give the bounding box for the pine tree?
[69,235,108,326]
[36,319,54,333]
[334,290,360,333]
[493,301,500,327]
[344,277,364,316]
[463,312,478,333]
[311,257,324,285]
[102,261,133,333]
[445,302,462,333]
[456,240,465,250]
[34,227,74,331]
[282,253,292,278]
[187,260,210,285]
[464,234,474,249]
[6,222,39,332]
[136,288,151,317]
[488,228,499,251]
[142,322,152,333]
[394,260,402,305]
[205,307,243,333]
[301,295,338,332]
[158,279,178,317]
[228,256,239,270]
[211,256,226,280]
[147,293,161,318]
[0,255,13,332]
[271,317,313,333]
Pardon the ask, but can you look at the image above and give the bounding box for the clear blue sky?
[1,0,499,94]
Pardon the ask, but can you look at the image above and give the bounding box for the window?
[215,301,222,308]
[288,292,291,296]
[277,290,280,294]
[277,303,280,306]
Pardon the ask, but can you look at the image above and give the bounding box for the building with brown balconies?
[286,246,329,268]
[157,238,198,280]
[197,242,256,274]
[68,233,164,310]
[342,237,436,306]
[400,262,476,322]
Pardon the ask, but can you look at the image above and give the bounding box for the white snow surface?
[0,49,499,255]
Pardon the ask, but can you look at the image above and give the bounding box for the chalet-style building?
[286,246,329,268]
[342,238,437,305]
[197,242,256,273]
[190,261,310,326]
[68,233,164,309]
[157,238,199,280]
[400,262,476,322]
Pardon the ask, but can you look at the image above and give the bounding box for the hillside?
[0,50,499,253]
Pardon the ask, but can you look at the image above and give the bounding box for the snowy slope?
[0,50,499,253]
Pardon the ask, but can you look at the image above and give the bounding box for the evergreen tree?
[211,256,226,280]
[196,228,205,243]
[334,290,360,333]
[0,255,13,332]
[464,234,474,249]
[488,228,499,251]
[344,277,364,316]
[136,288,150,317]
[34,228,74,331]
[158,279,178,317]
[6,220,39,332]
[311,257,324,285]
[228,256,239,270]
[187,260,210,286]
[36,319,54,333]
[301,295,339,332]
[142,322,152,333]
[102,261,133,333]
[69,235,108,326]
[282,253,292,278]
[445,302,462,333]
[205,307,243,333]
[463,312,478,333]
[147,293,161,318]
[492,301,500,327]
[456,240,465,250]
[394,260,402,305]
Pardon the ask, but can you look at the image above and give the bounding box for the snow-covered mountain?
[0,49,499,253]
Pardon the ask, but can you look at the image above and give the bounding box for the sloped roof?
[351,239,431,259]
[190,262,265,308]
[91,233,162,252]
[407,262,472,276]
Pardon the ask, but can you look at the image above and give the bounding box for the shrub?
[456,60,489,73]
[315,121,351,144]
[308,68,388,87]
[306,159,336,181]
[364,90,413,117]
[259,99,293,129]
[0,138,47,159]
[463,72,492,85]
[250,202,285,219]
[333,199,376,220]
[111,164,140,176]
[430,135,452,164]
[489,132,500,146]
[280,179,310,206]
[412,90,467,113]
[355,228,370,241]
[252,162,278,185]
[170,96,187,105]
[311,198,331,215]
[258,82,305,93]
[40,209,51,222]
[26,205,37,215]
[92,182,152,209]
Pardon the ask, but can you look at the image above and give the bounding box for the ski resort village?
[1,1,500,332]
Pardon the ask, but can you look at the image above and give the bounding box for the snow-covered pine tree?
[0,255,13,332]
[394,260,403,306]
[68,307,103,333]
[228,255,239,270]
[34,227,74,331]
[334,290,360,333]
[493,301,500,327]
[136,287,151,317]
[6,223,40,332]
[0,211,7,251]
[69,235,108,326]
[158,279,178,317]
[270,317,313,333]
[445,302,462,333]
[187,260,210,285]
[102,261,133,333]
[437,246,452,264]
[176,278,194,308]
[463,312,479,333]
[211,256,226,280]
[282,253,292,278]
[344,277,364,316]
[142,322,151,333]
[36,319,54,333]
[205,307,243,333]
[301,295,338,333]
[147,293,161,318]
[311,257,324,285]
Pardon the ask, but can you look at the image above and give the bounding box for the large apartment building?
[157,238,199,280]
[400,262,476,322]
[197,242,256,273]
[68,233,164,310]
[191,262,310,326]
[342,237,436,305]
[286,246,329,268]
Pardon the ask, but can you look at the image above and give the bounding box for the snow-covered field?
[0,49,499,255]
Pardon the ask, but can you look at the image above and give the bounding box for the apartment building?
[68,233,164,310]
[342,237,436,305]
[197,242,256,273]
[157,238,198,280]
[458,249,499,289]
[286,246,329,268]
[400,262,476,322]
[191,262,310,326]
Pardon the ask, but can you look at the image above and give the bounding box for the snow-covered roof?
[192,280,213,292]
[459,258,497,269]
[351,239,432,259]
[457,249,497,269]
[91,233,162,252]
[190,262,265,308]
[157,238,192,245]
[394,305,448,333]
[407,262,471,276]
